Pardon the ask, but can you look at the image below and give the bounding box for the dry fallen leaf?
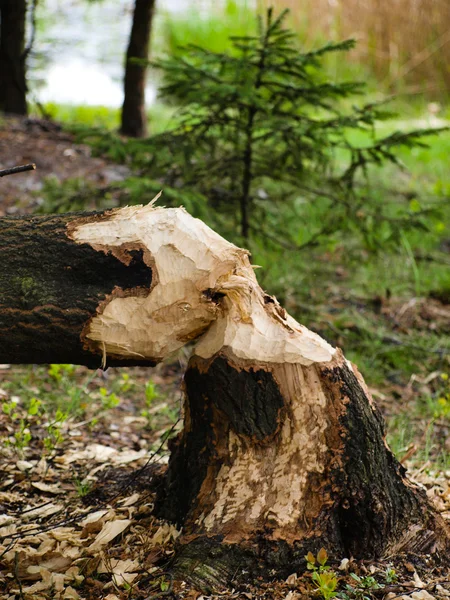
[32,481,63,494]
[114,448,148,464]
[338,558,350,571]
[151,523,181,546]
[21,503,63,520]
[0,514,15,527]
[120,492,140,506]
[49,527,82,546]
[53,572,66,592]
[24,555,74,579]
[64,566,84,586]
[0,523,17,537]
[0,491,22,503]
[16,460,36,472]
[412,572,426,589]
[80,509,111,527]
[98,557,140,587]
[436,585,450,597]
[81,519,105,538]
[58,444,148,465]
[409,592,436,600]
[63,586,81,600]
[88,519,132,552]
[22,568,53,593]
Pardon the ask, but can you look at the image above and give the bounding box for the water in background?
[33,0,239,107]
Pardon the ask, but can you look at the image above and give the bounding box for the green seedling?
[43,409,68,456]
[141,380,160,429]
[384,567,398,584]
[2,397,42,457]
[99,387,120,410]
[339,573,382,600]
[306,548,339,600]
[48,363,76,382]
[73,477,93,497]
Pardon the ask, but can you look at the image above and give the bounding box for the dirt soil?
[0,115,128,215]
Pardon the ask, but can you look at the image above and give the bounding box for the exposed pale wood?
[69,204,246,363]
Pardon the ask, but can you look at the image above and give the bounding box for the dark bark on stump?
[120,0,155,138]
[156,350,450,589]
[0,0,28,115]
[0,212,156,367]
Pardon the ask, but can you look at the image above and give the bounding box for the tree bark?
[0,204,448,589]
[120,0,155,138]
[0,205,220,367]
[0,0,28,115]
[158,349,449,587]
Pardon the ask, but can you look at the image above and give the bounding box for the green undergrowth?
[0,364,178,463]
[157,0,256,57]
[31,101,176,135]
[39,103,121,129]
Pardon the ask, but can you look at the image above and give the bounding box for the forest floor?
[0,116,449,600]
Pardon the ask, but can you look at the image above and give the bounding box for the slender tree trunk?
[120,0,155,138]
[0,204,448,589]
[239,23,269,243]
[0,0,28,115]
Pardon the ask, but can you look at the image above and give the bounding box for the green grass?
[154,0,257,57]
[40,103,121,129]
[32,102,177,135]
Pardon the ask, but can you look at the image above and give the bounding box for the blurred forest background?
[0,1,449,597]
[0,0,449,538]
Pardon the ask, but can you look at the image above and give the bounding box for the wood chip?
[88,519,131,552]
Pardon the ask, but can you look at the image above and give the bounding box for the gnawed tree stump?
[155,242,449,587]
[0,203,448,588]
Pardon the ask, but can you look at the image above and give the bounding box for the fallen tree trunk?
[0,211,153,366]
[0,203,448,587]
[0,205,221,366]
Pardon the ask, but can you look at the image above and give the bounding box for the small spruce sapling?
[137,9,445,251]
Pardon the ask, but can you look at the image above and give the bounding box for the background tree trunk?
[120,0,155,138]
[0,0,28,115]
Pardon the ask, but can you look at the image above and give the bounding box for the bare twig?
[0,164,36,178]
